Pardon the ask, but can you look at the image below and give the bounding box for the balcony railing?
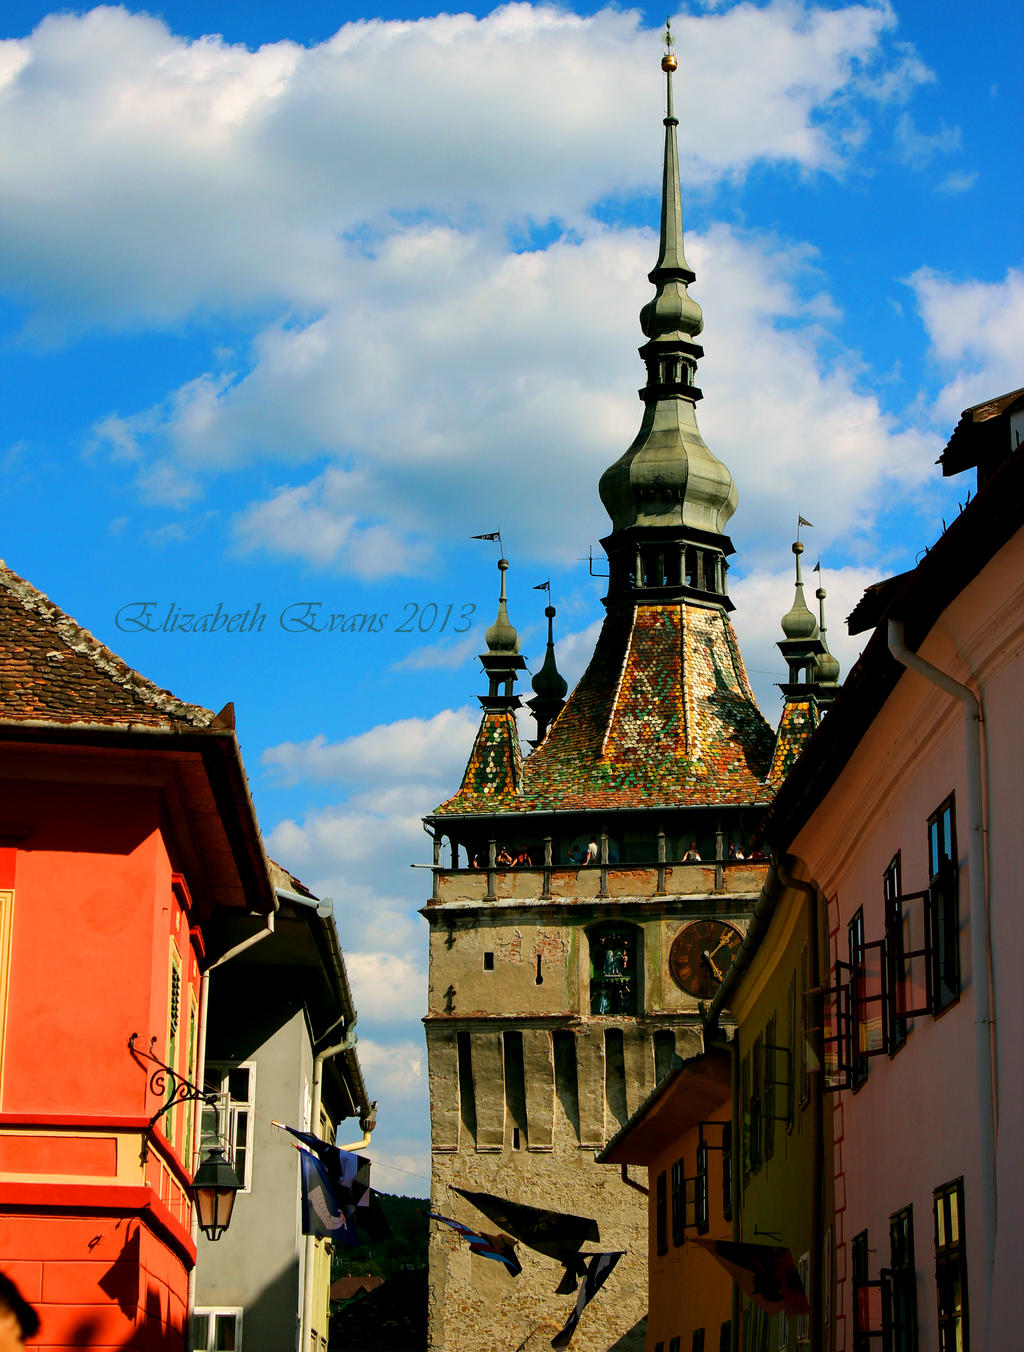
[427,858,767,903]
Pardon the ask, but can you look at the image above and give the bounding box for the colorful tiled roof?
[436,708,522,812]
[437,603,775,815]
[767,697,820,786]
[0,560,214,729]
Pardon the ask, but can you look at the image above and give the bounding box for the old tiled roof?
[435,709,522,813]
[437,603,775,815]
[767,697,820,786]
[0,560,214,729]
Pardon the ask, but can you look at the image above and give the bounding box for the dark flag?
[299,1148,357,1243]
[282,1124,367,1206]
[428,1212,522,1276]
[471,532,502,541]
[551,1251,623,1348]
[452,1188,599,1275]
[691,1238,809,1316]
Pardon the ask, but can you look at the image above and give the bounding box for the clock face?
[669,920,743,998]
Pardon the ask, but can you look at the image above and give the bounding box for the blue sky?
[1,0,1021,1190]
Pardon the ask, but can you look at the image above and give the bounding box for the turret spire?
[478,557,526,710]
[527,602,568,746]
[598,26,738,607]
[814,565,841,701]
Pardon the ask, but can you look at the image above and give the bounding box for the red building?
[0,563,274,1350]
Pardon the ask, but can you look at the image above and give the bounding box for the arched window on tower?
[588,923,641,1016]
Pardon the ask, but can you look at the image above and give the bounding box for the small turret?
[814,572,841,705]
[527,604,568,747]
[479,558,526,710]
[780,542,819,651]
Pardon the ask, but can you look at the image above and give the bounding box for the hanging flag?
[551,1251,623,1348]
[690,1238,809,1316]
[798,515,814,528]
[813,559,822,573]
[452,1188,599,1269]
[471,532,502,541]
[428,1212,522,1276]
[533,581,551,593]
[280,1123,366,1205]
[299,1148,358,1244]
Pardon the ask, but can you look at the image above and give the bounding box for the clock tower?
[422,34,777,1352]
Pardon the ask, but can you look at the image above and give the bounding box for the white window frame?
[202,1062,256,1192]
[192,1306,243,1351]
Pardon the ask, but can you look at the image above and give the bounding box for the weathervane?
[663,15,677,71]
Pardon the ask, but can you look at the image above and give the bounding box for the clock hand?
[700,951,724,982]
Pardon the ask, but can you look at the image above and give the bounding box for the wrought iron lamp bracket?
[129,1033,217,1163]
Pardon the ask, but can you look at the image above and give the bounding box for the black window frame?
[934,1178,969,1352]
[848,910,868,1088]
[671,1158,686,1247]
[656,1170,668,1256]
[883,855,908,1053]
[889,1205,918,1352]
[927,797,960,1014]
[750,1035,763,1172]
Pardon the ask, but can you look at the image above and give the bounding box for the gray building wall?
[196,993,316,1351]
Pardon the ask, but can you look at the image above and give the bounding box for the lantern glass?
[190,1147,240,1241]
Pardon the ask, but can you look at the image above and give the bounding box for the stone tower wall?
[424,876,761,1351]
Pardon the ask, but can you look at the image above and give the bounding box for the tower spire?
[598,26,738,607]
[479,557,525,709]
[814,565,841,702]
[527,602,568,747]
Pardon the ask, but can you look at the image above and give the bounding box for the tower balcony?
[426,857,767,906]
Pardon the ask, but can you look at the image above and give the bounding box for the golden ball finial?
[662,53,677,72]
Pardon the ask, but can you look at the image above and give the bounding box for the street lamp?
[189,1146,241,1242]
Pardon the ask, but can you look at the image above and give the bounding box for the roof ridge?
[600,606,637,760]
[0,559,214,728]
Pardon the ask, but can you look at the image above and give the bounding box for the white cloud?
[263,707,478,786]
[935,170,978,195]
[909,266,1024,422]
[345,952,426,1024]
[89,221,947,579]
[893,111,961,166]
[0,4,928,334]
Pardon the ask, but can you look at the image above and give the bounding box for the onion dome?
[781,542,819,640]
[485,559,520,655]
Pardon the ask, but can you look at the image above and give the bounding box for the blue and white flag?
[299,1147,358,1244]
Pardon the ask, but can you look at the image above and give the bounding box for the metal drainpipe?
[300,1023,360,1352]
[190,905,277,1337]
[887,618,996,1340]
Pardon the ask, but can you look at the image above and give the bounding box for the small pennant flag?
[798,515,814,529]
[551,1251,623,1348]
[813,559,822,573]
[429,1212,522,1276]
[691,1238,809,1316]
[471,532,502,541]
[533,580,551,592]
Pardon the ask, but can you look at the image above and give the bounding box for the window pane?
[214,1314,237,1351]
[229,1067,250,1101]
[192,1315,210,1351]
[948,1188,959,1243]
